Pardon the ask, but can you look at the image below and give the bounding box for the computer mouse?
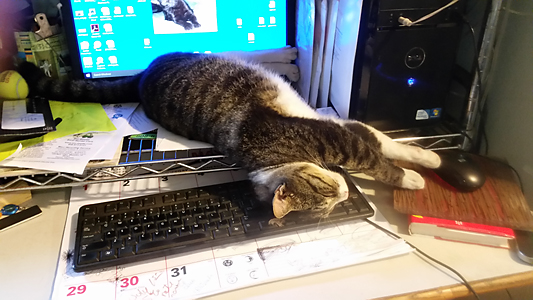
[433,150,486,192]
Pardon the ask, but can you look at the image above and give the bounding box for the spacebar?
[136,234,209,254]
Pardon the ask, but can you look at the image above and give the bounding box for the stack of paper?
[0,102,215,175]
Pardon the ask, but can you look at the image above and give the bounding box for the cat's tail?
[17,61,142,104]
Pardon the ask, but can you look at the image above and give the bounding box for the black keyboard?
[73,169,374,272]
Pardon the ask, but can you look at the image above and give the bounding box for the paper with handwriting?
[51,171,412,300]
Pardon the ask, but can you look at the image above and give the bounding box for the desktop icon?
[83,57,93,66]
[96,57,104,65]
[248,33,255,41]
[144,38,150,46]
[270,16,276,24]
[94,41,102,49]
[75,10,84,17]
[90,24,99,33]
[80,41,90,50]
[127,6,134,14]
[114,7,121,14]
[101,7,110,16]
[88,8,96,17]
[236,18,242,26]
[106,40,115,49]
[259,17,265,25]
[269,1,276,9]
[109,56,117,64]
[103,23,113,32]
[78,28,87,34]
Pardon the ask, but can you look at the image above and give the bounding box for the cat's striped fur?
[18,52,441,219]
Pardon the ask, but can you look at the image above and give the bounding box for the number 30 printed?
[120,276,139,288]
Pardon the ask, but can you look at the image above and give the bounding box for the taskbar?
[84,69,144,79]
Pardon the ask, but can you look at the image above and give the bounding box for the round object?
[0,70,30,99]
[1,204,20,215]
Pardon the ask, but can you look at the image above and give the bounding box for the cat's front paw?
[401,168,425,189]
[421,150,441,169]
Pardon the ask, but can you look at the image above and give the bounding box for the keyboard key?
[104,231,116,239]
[166,228,179,238]
[118,246,135,258]
[162,194,174,203]
[220,211,233,220]
[153,231,166,240]
[211,228,229,238]
[192,224,205,233]
[105,203,117,213]
[180,226,192,235]
[218,220,230,229]
[158,221,170,230]
[183,217,196,227]
[101,249,117,261]
[132,226,143,234]
[139,233,152,243]
[143,197,156,206]
[229,225,245,236]
[81,240,110,253]
[209,213,221,222]
[125,236,137,246]
[144,224,157,233]
[117,201,129,211]
[136,234,209,254]
[82,207,96,216]
[130,199,143,209]
[78,252,99,264]
[196,215,208,224]
[171,219,183,228]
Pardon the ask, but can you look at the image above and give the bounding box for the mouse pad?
[394,155,533,230]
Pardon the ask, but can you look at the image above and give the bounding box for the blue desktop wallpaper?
[68,0,288,79]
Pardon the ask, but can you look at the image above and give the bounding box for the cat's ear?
[272,183,292,218]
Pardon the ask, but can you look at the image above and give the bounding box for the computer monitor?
[61,0,294,79]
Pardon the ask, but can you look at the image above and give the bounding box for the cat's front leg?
[341,120,441,169]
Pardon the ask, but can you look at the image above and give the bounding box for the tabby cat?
[18,52,441,220]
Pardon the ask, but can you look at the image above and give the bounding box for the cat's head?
[250,163,350,218]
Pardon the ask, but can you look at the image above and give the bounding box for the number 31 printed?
[67,285,86,296]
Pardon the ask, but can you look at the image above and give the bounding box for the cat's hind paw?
[401,168,425,189]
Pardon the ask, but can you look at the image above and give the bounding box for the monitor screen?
[62,0,291,79]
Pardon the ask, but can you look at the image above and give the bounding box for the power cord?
[462,16,489,155]
[398,0,459,26]
[365,218,482,300]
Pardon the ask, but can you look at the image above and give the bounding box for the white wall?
[484,0,533,206]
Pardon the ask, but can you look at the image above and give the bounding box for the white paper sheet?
[91,103,139,160]
[155,126,213,151]
[0,104,138,174]
[1,99,45,129]
[50,174,412,300]
[329,0,364,119]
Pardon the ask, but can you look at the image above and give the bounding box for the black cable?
[462,17,489,155]
[365,219,482,300]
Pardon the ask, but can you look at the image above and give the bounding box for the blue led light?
[407,78,416,87]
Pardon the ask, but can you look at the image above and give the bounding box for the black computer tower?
[348,0,465,131]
